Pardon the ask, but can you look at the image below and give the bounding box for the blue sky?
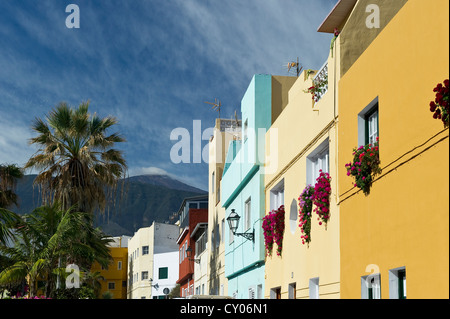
[0,0,336,191]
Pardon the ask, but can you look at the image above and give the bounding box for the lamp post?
[226,209,254,242]
[149,278,159,290]
[185,246,200,264]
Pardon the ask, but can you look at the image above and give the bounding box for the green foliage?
[0,203,113,298]
[346,137,382,195]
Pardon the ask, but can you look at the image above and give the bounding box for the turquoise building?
[221,74,296,299]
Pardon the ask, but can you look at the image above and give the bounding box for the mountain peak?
[125,174,206,194]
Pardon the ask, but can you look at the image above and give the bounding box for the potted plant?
[429,79,449,127]
[313,171,332,227]
[345,137,381,195]
[298,185,314,246]
[303,75,328,103]
[262,205,285,257]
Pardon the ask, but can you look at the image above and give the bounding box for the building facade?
[331,0,449,298]
[221,74,296,299]
[152,251,179,299]
[207,118,240,296]
[176,195,208,298]
[127,222,179,299]
[263,40,341,298]
[91,235,130,299]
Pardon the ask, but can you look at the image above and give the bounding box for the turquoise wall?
[221,74,273,298]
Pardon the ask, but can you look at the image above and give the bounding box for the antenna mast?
[204,98,222,119]
[286,57,303,77]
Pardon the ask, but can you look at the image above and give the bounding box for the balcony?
[312,62,328,105]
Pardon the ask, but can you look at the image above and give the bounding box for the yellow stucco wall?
[264,43,341,298]
[338,0,449,299]
[91,247,128,299]
[207,120,235,296]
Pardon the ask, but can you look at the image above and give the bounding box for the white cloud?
[0,114,35,167]
[128,166,170,177]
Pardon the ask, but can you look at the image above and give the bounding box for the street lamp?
[185,246,200,264]
[149,278,159,290]
[226,209,254,242]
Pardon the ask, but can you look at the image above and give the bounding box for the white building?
[127,222,179,299]
[152,251,179,299]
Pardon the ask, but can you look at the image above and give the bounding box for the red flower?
[430,101,437,112]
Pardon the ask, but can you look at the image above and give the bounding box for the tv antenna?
[285,57,303,77]
[204,98,222,119]
[234,110,240,127]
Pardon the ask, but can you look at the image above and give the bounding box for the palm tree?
[0,164,24,209]
[82,270,104,298]
[0,163,23,247]
[24,101,127,215]
[0,203,113,298]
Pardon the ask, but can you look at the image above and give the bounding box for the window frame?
[389,266,406,299]
[306,139,330,185]
[270,179,285,211]
[358,97,379,147]
[361,273,381,299]
[159,267,168,280]
[309,277,319,299]
[244,197,251,231]
[365,107,379,145]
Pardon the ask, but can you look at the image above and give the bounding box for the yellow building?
[330,0,449,298]
[91,236,129,299]
[263,39,341,298]
[207,118,240,296]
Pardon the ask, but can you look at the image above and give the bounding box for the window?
[270,287,281,299]
[307,139,329,185]
[244,197,251,231]
[221,219,225,244]
[108,282,115,290]
[142,246,149,255]
[249,286,255,299]
[196,232,207,256]
[214,222,220,249]
[270,179,284,211]
[257,284,263,299]
[141,271,148,281]
[117,261,122,270]
[309,277,319,299]
[159,267,168,280]
[389,267,406,299]
[366,108,379,145]
[212,172,215,194]
[361,273,381,299]
[288,283,297,299]
[358,97,379,147]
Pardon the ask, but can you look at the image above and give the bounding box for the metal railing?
[312,62,328,104]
